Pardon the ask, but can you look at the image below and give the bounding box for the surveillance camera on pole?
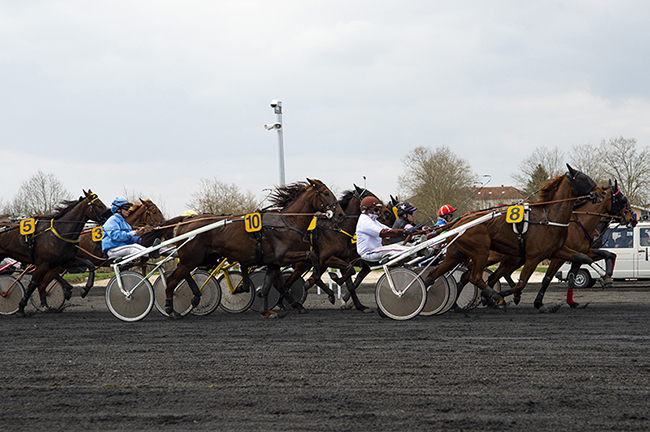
[265,99,285,186]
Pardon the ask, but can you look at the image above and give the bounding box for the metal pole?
[265,99,285,186]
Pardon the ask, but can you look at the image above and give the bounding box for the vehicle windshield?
[602,227,634,249]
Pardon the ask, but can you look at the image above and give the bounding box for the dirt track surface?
[2,276,650,431]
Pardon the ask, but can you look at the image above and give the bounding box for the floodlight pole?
[265,100,285,186]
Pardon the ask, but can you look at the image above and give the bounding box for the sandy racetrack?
[1,276,649,431]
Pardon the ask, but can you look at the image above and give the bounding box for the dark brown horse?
[0,190,108,316]
[423,165,598,305]
[143,179,345,318]
[282,185,396,312]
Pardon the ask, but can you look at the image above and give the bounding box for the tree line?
[2,136,647,224]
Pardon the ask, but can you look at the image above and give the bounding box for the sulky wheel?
[375,267,427,320]
[218,271,255,313]
[419,275,452,316]
[0,275,25,315]
[29,278,66,312]
[249,270,280,313]
[152,271,193,317]
[190,269,221,316]
[105,270,154,322]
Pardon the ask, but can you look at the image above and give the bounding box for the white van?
[555,222,650,288]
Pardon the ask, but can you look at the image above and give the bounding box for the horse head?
[609,180,637,228]
[82,189,108,223]
[565,164,597,198]
[307,178,345,222]
[350,185,395,226]
[131,199,165,227]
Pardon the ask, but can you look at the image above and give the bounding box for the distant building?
[469,185,524,211]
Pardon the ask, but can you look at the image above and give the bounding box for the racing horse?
[0,190,108,316]
[142,179,345,318]
[281,185,396,312]
[58,199,165,298]
[531,180,636,310]
[423,165,598,305]
[460,180,635,311]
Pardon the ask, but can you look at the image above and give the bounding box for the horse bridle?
[86,193,107,223]
[313,185,338,219]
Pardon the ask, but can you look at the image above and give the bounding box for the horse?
[55,199,165,299]
[531,180,637,311]
[281,185,396,312]
[0,190,108,317]
[459,180,636,311]
[422,165,598,306]
[142,179,345,318]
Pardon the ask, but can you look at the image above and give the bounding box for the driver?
[102,197,157,259]
[356,197,408,262]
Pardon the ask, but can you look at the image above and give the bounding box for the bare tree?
[568,143,608,186]
[511,146,565,191]
[599,137,650,207]
[11,171,72,217]
[186,178,259,215]
[398,146,477,223]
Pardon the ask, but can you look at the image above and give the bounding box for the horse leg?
[164,262,194,319]
[75,258,96,299]
[16,278,39,318]
[184,275,202,309]
[534,259,564,313]
[55,274,74,301]
[313,279,336,304]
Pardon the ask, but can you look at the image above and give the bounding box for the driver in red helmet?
[435,204,456,227]
[356,196,408,262]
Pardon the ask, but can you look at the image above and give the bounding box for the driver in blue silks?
[102,197,157,259]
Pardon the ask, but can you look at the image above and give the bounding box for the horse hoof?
[328,295,335,305]
[80,287,91,299]
[298,307,308,314]
[261,310,278,319]
[64,290,72,301]
[340,299,354,310]
[191,296,201,308]
[513,293,521,305]
[15,309,27,318]
[569,302,579,309]
[357,306,372,314]
[168,311,182,319]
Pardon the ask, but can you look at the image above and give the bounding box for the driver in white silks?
[356,196,413,263]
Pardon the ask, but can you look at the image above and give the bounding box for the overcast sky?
[2,1,649,216]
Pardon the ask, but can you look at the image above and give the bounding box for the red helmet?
[438,204,456,217]
[360,196,381,210]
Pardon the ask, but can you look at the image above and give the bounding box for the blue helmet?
[111,197,132,213]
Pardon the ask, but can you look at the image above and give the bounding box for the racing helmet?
[438,204,456,217]
[360,196,381,211]
[396,201,417,217]
[111,197,132,213]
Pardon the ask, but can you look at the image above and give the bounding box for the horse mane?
[535,175,565,203]
[35,197,84,220]
[267,181,309,209]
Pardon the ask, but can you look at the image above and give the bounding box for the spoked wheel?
[280,270,307,308]
[29,278,66,312]
[375,267,427,320]
[419,275,453,316]
[438,274,459,314]
[152,271,193,317]
[105,270,154,322]
[0,275,25,315]
[218,271,255,313]
[455,279,478,310]
[249,270,280,313]
[190,269,221,316]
